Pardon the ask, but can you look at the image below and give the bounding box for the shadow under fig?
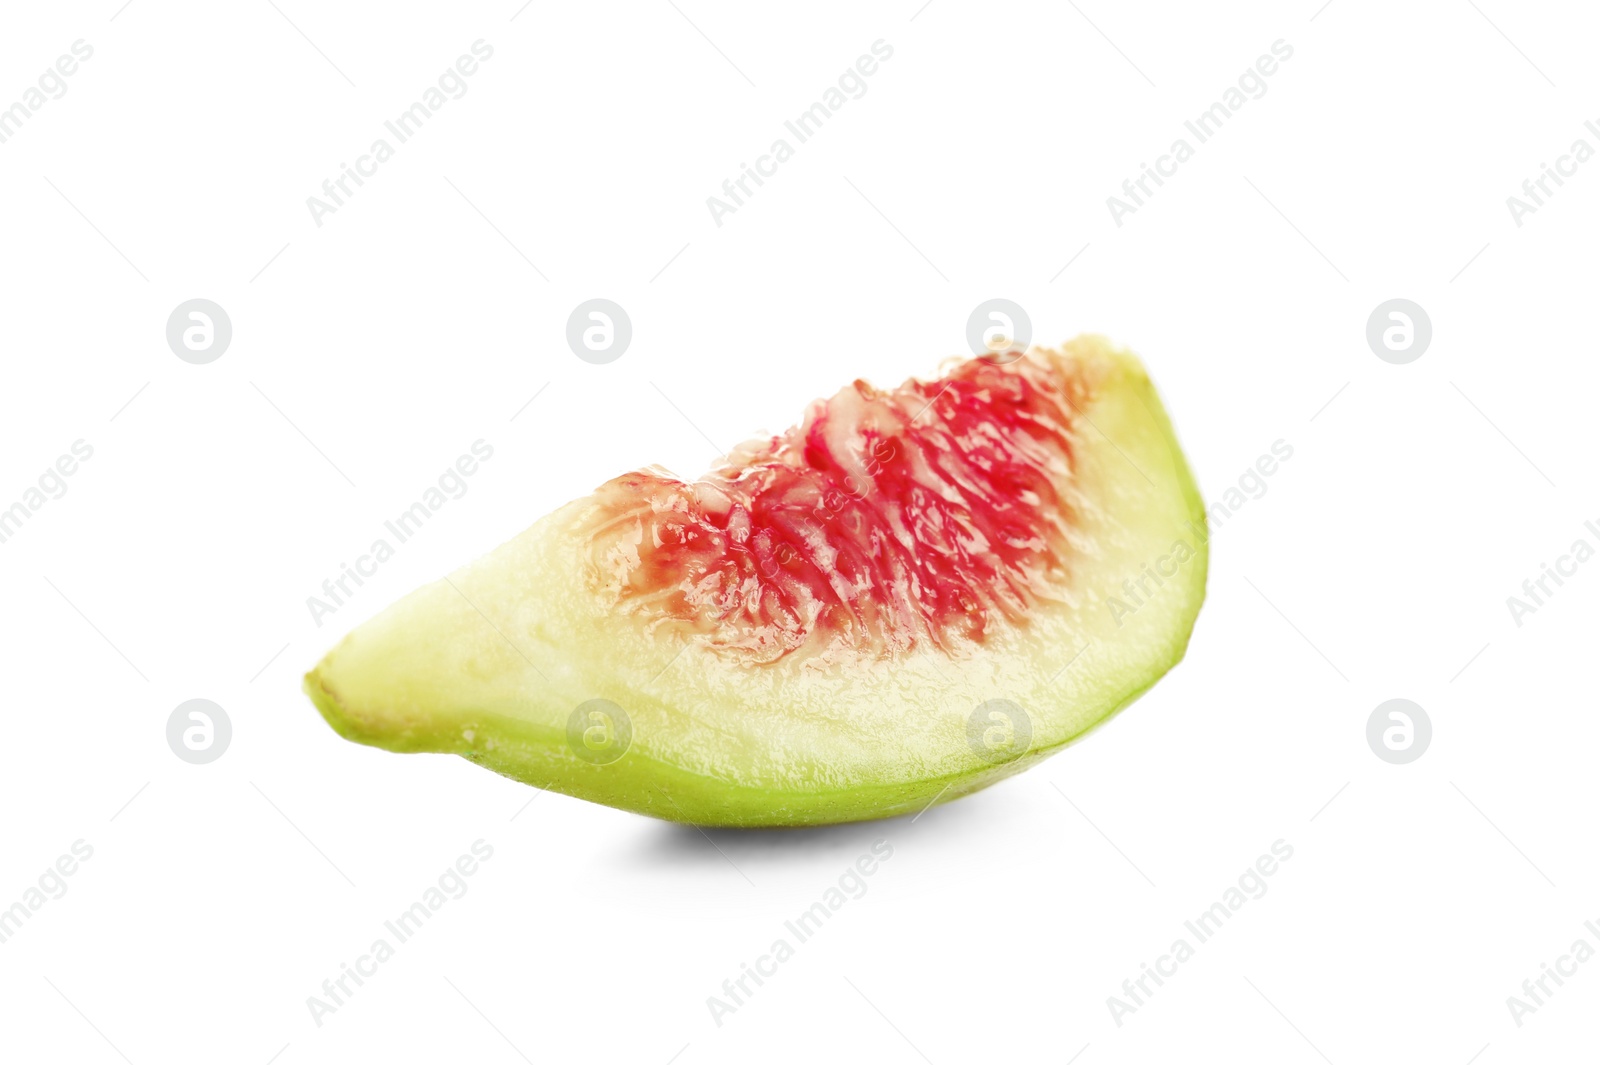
[626,778,1004,875]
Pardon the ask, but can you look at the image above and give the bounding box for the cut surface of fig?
[305,338,1208,827]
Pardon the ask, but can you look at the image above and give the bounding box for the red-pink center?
[580,354,1089,665]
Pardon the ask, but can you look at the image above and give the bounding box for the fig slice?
[304,337,1207,827]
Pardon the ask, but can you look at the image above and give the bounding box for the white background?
[0,1,1595,1062]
